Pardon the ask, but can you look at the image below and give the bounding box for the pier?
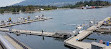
[0,28,71,38]
[64,17,111,49]
[0,17,52,28]
[102,23,111,26]
[0,28,55,37]
[96,27,111,33]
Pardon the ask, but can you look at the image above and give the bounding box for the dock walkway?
[0,28,71,38]
[64,17,111,49]
[0,18,52,28]
[0,28,55,37]
[96,27,111,33]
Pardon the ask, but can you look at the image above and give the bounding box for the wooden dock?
[0,18,52,28]
[102,23,111,26]
[0,28,55,36]
[0,28,71,38]
[64,17,111,49]
[96,28,111,33]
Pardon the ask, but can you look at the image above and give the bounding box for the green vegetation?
[62,1,111,8]
[0,9,4,14]
[0,5,57,14]
[0,0,111,14]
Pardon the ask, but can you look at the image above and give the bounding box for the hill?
[14,0,81,6]
[14,0,111,6]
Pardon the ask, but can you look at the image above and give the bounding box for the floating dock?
[0,28,55,36]
[0,18,52,28]
[0,28,71,38]
[102,23,111,26]
[64,17,111,49]
[96,27,111,33]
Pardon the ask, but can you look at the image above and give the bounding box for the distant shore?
[0,5,57,14]
[61,1,111,9]
[0,1,111,14]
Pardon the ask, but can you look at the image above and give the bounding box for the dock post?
[41,30,45,40]
[42,30,44,35]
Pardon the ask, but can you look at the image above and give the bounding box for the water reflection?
[42,36,45,40]
[7,33,69,49]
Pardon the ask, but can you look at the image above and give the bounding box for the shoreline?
[0,6,111,14]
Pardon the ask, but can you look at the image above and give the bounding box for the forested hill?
[14,0,82,6]
[14,0,111,6]
[62,1,111,8]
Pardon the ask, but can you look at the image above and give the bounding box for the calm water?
[83,25,111,43]
[0,6,111,49]
[83,32,111,43]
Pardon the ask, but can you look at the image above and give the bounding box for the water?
[83,25,111,43]
[0,7,111,49]
[83,32,111,43]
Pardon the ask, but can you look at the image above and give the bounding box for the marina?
[64,17,111,49]
[0,6,111,49]
[0,0,111,49]
[0,16,111,49]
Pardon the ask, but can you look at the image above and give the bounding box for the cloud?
[0,0,25,7]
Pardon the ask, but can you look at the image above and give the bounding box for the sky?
[0,0,24,7]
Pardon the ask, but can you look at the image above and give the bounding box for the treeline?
[0,5,57,14]
[62,0,111,8]
[0,0,111,14]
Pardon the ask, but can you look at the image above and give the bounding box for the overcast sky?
[0,0,24,7]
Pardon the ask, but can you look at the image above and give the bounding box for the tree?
[0,9,4,14]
